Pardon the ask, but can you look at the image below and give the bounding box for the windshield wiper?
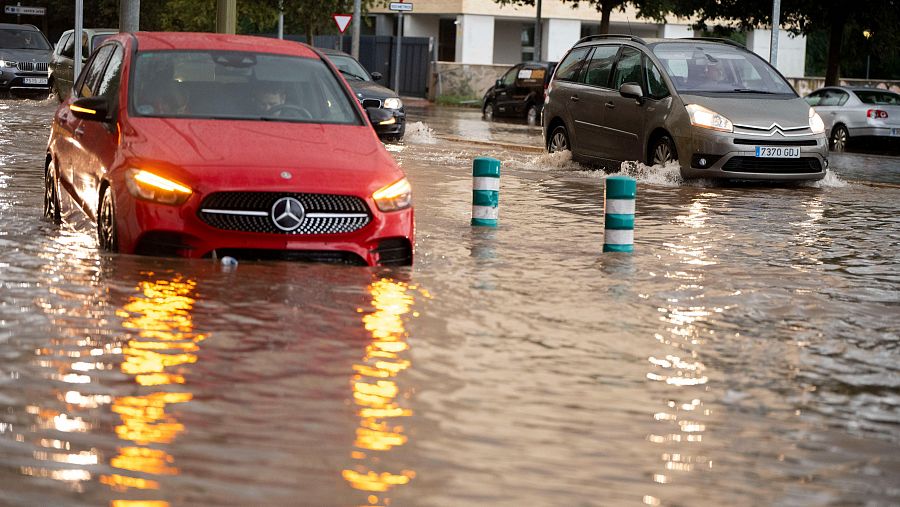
[731,88,778,94]
[339,69,367,81]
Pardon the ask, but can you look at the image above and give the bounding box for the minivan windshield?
[652,42,795,95]
[131,50,362,125]
[0,28,51,50]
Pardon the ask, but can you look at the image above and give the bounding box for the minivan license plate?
[755,146,800,158]
[23,77,47,85]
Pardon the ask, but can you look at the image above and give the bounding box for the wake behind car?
[319,48,406,142]
[482,61,556,125]
[0,23,52,97]
[543,35,828,180]
[804,86,900,152]
[45,32,413,266]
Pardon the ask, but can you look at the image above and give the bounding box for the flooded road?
[1,99,899,506]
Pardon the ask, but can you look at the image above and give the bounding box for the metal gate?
[311,35,431,98]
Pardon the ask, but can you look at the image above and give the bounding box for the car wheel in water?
[548,125,569,153]
[483,102,494,121]
[650,135,678,166]
[526,104,539,126]
[43,159,61,224]
[97,186,118,252]
[831,125,849,152]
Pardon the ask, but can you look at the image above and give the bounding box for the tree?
[657,0,900,85]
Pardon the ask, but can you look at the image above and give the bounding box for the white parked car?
[804,86,900,152]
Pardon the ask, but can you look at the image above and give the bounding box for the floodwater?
[1,99,899,506]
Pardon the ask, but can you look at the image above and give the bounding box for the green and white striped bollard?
[471,157,500,227]
[603,175,636,252]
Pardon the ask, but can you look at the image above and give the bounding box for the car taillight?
[867,109,889,119]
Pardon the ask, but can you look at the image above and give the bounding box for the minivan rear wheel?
[548,125,569,153]
[650,135,677,166]
[483,102,494,121]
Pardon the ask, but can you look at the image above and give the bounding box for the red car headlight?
[125,168,193,205]
[372,177,412,212]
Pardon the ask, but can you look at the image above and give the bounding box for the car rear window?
[130,50,362,125]
[653,42,795,95]
[0,28,50,50]
[855,90,900,105]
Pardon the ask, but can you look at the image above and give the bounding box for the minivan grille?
[16,62,48,72]
[734,139,818,147]
[198,192,371,235]
[722,157,823,174]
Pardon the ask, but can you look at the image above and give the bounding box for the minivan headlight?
[125,168,192,205]
[383,97,403,109]
[809,108,825,134]
[373,177,412,212]
[686,104,733,133]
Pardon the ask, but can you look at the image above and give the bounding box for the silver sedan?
[805,86,900,151]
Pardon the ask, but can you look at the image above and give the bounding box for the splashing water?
[404,121,437,144]
[803,169,849,189]
[505,150,585,172]
[611,160,687,187]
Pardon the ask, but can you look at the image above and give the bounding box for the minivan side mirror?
[619,83,644,103]
[370,71,382,81]
[366,106,394,125]
[70,96,111,122]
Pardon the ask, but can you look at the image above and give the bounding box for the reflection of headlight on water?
[383,98,402,109]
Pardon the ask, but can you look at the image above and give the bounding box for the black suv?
[482,61,556,125]
[0,23,52,97]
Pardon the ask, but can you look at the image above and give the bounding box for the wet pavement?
[1,98,899,506]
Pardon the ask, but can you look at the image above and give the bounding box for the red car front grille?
[198,192,371,235]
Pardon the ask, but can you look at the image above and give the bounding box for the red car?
[44,32,413,266]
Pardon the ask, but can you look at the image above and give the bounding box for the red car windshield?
[131,50,362,124]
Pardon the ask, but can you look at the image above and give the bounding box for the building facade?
[369,0,807,78]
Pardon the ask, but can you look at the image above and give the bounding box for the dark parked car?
[0,23,52,97]
[804,86,900,152]
[49,28,117,101]
[319,48,406,142]
[482,61,556,125]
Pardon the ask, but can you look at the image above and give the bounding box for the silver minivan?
[543,35,829,181]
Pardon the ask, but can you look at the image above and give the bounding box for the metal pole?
[351,0,361,58]
[866,54,870,80]
[278,0,284,39]
[216,0,237,35]
[534,0,542,61]
[769,0,781,68]
[16,2,20,24]
[74,0,83,81]
[393,12,402,93]
[119,0,140,33]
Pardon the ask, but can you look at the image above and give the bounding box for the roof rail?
[681,37,745,48]
[576,34,647,45]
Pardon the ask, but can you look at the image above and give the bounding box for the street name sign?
[389,2,413,12]
[4,5,46,15]
[333,14,352,34]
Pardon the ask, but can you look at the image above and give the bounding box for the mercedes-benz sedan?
[45,32,414,266]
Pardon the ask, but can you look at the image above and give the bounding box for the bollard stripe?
[605,198,635,215]
[605,213,634,230]
[473,177,501,191]
[473,157,501,177]
[603,243,634,253]
[605,176,637,199]
[603,228,634,245]
[473,190,499,207]
[471,217,498,227]
[472,205,499,219]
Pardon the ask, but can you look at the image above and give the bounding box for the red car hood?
[121,118,404,196]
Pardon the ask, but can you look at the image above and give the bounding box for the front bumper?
[373,108,406,138]
[0,68,50,94]
[114,186,415,266]
[677,127,829,181]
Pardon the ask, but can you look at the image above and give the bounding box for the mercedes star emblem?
[271,197,305,232]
